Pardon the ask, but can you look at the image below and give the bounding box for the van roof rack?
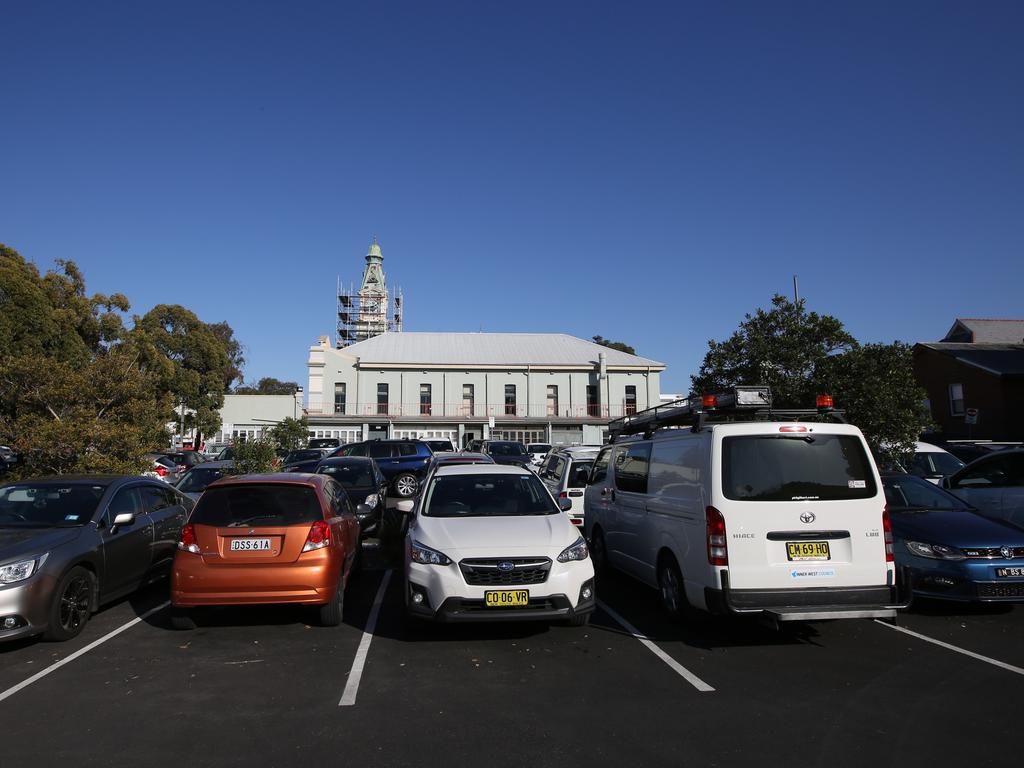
[608,386,845,442]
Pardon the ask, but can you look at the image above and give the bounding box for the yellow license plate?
[786,541,830,561]
[484,589,529,607]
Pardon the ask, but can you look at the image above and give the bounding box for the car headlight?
[905,541,966,561]
[410,539,452,566]
[557,536,589,563]
[363,493,379,509]
[0,557,39,584]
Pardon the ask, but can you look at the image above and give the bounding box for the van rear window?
[190,484,323,527]
[722,434,876,501]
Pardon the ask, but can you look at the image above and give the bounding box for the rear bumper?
[712,569,912,621]
[171,551,342,607]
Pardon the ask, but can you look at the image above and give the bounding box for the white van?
[584,388,907,622]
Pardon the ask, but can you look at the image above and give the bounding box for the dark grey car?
[0,476,191,643]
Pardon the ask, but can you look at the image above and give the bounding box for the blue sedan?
[882,473,1024,603]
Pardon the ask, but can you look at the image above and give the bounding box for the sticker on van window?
[64,514,80,521]
[848,480,866,489]
[790,569,836,579]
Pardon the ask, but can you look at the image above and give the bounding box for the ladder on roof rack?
[607,386,845,442]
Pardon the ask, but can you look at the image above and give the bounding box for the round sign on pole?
[964,408,979,425]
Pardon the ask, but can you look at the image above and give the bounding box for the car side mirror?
[109,511,135,532]
[558,497,572,511]
[940,477,952,489]
[396,499,415,515]
[355,503,372,517]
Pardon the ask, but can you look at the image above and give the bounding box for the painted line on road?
[597,599,714,692]
[339,569,392,707]
[874,620,1024,677]
[0,601,169,704]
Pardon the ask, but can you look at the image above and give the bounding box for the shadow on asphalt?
[904,595,1015,617]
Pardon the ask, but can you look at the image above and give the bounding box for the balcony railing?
[309,402,637,420]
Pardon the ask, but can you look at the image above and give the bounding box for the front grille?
[961,546,1024,559]
[976,582,1024,598]
[447,596,565,613]
[459,557,551,586]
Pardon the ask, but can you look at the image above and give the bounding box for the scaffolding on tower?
[336,238,403,348]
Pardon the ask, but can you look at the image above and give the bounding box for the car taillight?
[558,491,568,499]
[706,506,728,566]
[154,464,169,476]
[178,524,199,554]
[176,464,187,473]
[302,520,331,552]
[882,505,894,562]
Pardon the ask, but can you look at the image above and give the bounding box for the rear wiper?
[226,515,281,527]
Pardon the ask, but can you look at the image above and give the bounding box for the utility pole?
[793,275,800,303]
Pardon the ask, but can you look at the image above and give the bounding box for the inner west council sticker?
[848,480,867,489]
[790,569,837,578]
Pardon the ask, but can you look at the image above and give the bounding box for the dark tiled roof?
[917,343,1024,376]
[943,319,1024,344]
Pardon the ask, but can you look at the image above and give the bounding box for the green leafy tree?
[235,377,300,395]
[592,335,637,355]
[230,436,277,475]
[816,342,931,460]
[691,294,856,408]
[268,417,309,451]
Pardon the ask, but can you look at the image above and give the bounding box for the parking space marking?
[597,599,715,692]
[339,569,392,707]
[0,601,169,705]
[874,620,1024,677]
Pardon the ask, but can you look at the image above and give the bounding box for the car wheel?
[44,566,94,641]
[170,606,196,631]
[589,528,609,576]
[318,579,344,627]
[657,555,687,618]
[393,473,419,498]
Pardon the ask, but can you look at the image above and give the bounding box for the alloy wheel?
[59,576,91,633]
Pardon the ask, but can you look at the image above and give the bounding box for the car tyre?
[589,528,609,576]
[170,606,196,631]
[393,473,419,498]
[44,566,94,641]
[657,554,687,619]
[318,579,344,627]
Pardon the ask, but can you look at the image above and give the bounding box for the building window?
[587,385,600,417]
[625,385,637,415]
[949,383,965,416]
[334,383,346,414]
[420,383,432,415]
[547,385,559,416]
[505,384,517,416]
[377,383,389,415]
[463,384,475,416]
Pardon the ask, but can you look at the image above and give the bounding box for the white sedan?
[404,464,595,625]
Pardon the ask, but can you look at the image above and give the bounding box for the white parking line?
[0,601,169,704]
[874,620,1024,676]
[339,570,392,707]
[597,599,715,693]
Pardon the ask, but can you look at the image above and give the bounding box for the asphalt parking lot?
[2,544,1022,768]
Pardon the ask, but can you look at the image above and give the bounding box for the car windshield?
[285,450,323,463]
[928,452,966,476]
[0,483,106,526]
[425,440,454,451]
[423,473,559,517]
[189,484,323,527]
[722,434,877,501]
[488,442,527,456]
[177,466,230,494]
[882,475,967,511]
[317,463,374,488]
[527,444,551,453]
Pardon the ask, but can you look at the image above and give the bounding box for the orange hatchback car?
[170,474,361,629]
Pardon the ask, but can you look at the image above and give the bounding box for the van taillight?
[302,520,331,552]
[178,524,199,554]
[558,491,568,499]
[882,506,894,562]
[706,506,728,566]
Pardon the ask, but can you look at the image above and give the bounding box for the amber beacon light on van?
[607,386,845,442]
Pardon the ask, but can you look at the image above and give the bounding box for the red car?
[171,473,361,628]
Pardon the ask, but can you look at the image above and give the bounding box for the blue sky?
[2,1,1021,395]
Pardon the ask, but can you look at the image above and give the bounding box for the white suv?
[405,464,595,625]
[537,446,601,528]
[585,390,907,622]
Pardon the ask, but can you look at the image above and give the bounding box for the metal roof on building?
[917,343,1024,376]
[943,318,1024,344]
[338,332,665,368]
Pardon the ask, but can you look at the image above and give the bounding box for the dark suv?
[330,439,433,497]
[480,440,533,469]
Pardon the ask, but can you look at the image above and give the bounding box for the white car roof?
[434,464,532,477]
